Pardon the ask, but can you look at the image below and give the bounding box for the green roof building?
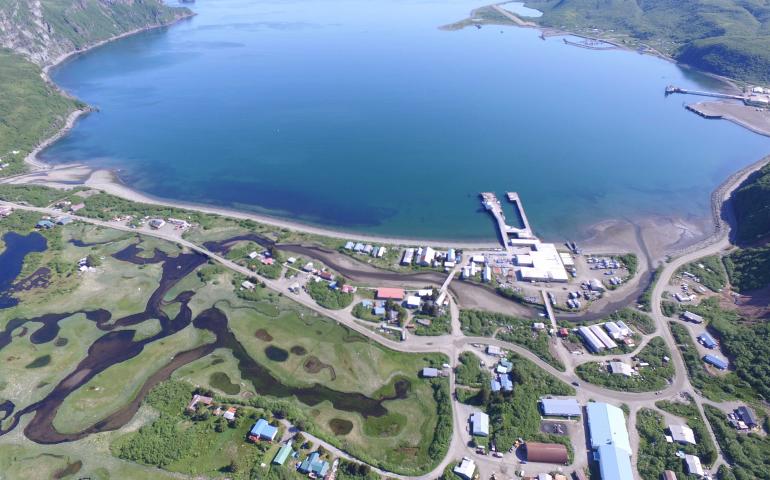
[273,442,294,465]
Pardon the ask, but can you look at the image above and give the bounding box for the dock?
[665,85,744,101]
[480,191,535,250]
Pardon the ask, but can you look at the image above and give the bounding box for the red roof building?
[376,287,405,300]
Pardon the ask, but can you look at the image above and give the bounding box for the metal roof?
[586,403,631,455]
[540,398,581,417]
[470,412,489,436]
[704,354,728,370]
[595,445,633,480]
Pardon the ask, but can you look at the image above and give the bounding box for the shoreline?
[14,2,768,252]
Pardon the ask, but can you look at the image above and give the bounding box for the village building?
[453,457,476,480]
[249,418,278,442]
[524,442,569,464]
[470,412,489,436]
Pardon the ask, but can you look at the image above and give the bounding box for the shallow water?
[42,0,770,240]
[0,232,47,309]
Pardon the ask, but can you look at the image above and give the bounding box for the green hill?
[731,161,770,243]
[521,0,770,84]
[0,0,190,176]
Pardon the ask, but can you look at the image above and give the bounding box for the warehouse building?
[539,397,581,417]
[684,454,704,477]
[682,311,704,324]
[586,403,632,480]
[524,442,569,464]
[578,326,605,352]
[704,354,728,370]
[698,332,717,349]
[589,324,618,349]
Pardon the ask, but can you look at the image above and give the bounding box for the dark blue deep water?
[41,0,770,240]
[0,232,48,309]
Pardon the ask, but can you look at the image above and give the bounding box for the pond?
[0,231,47,309]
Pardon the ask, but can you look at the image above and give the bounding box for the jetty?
[665,85,743,101]
[480,191,535,250]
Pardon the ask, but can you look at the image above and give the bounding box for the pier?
[540,289,557,330]
[480,191,535,250]
[665,85,744,101]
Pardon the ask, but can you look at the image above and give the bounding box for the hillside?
[521,0,770,84]
[0,0,190,176]
[0,0,191,66]
[731,161,770,243]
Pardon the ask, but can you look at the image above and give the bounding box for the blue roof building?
[595,445,633,480]
[698,332,717,349]
[299,452,329,476]
[586,403,631,455]
[373,306,386,316]
[540,398,581,417]
[499,374,513,392]
[490,378,501,392]
[704,355,728,370]
[586,403,633,480]
[249,419,278,441]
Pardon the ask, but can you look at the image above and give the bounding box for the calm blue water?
[41,0,770,240]
[0,232,48,309]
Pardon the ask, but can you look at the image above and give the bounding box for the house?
[681,311,704,324]
[539,398,581,417]
[525,442,569,464]
[273,442,294,465]
[376,246,386,258]
[187,394,213,411]
[223,407,237,422]
[299,452,330,477]
[248,251,259,259]
[70,203,85,212]
[684,454,704,477]
[453,457,476,480]
[55,215,73,225]
[499,374,513,392]
[0,206,13,218]
[662,471,677,480]
[341,284,356,294]
[303,262,315,272]
[487,345,502,356]
[148,218,165,229]
[353,242,365,252]
[242,280,256,290]
[490,378,501,392]
[421,367,439,378]
[703,355,728,370]
[609,361,634,377]
[401,248,415,265]
[363,244,373,254]
[373,306,386,316]
[668,424,696,445]
[736,406,758,428]
[470,412,489,436]
[249,418,278,442]
[376,287,405,300]
[405,296,421,308]
[36,219,55,229]
[497,358,513,374]
[418,247,436,266]
[318,271,334,281]
[344,241,355,250]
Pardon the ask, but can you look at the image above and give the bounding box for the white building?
[609,361,633,376]
[401,248,414,265]
[669,424,696,445]
[406,296,421,308]
[419,247,436,266]
[684,454,704,477]
[470,412,489,436]
[453,457,476,480]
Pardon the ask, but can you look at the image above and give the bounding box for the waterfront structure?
[586,402,632,480]
[470,412,489,436]
[524,442,569,464]
[539,397,581,417]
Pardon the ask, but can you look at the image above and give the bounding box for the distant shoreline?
[16,2,767,253]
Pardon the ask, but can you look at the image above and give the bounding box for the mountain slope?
[0,0,191,66]
[0,0,190,176]
[522,0,770,84]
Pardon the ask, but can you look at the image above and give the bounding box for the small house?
[273,442,294,465]
[405,296,421,308]
[36,219,54,229]
[453,457,476,480]
[187,394,213,411]
[298,452,329,476]
[684,454,703,477]
[668,424,696,445]
[249,418,278,442]
[223,407,237,422]
[470,412,489,436]
[421,367,439,378]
